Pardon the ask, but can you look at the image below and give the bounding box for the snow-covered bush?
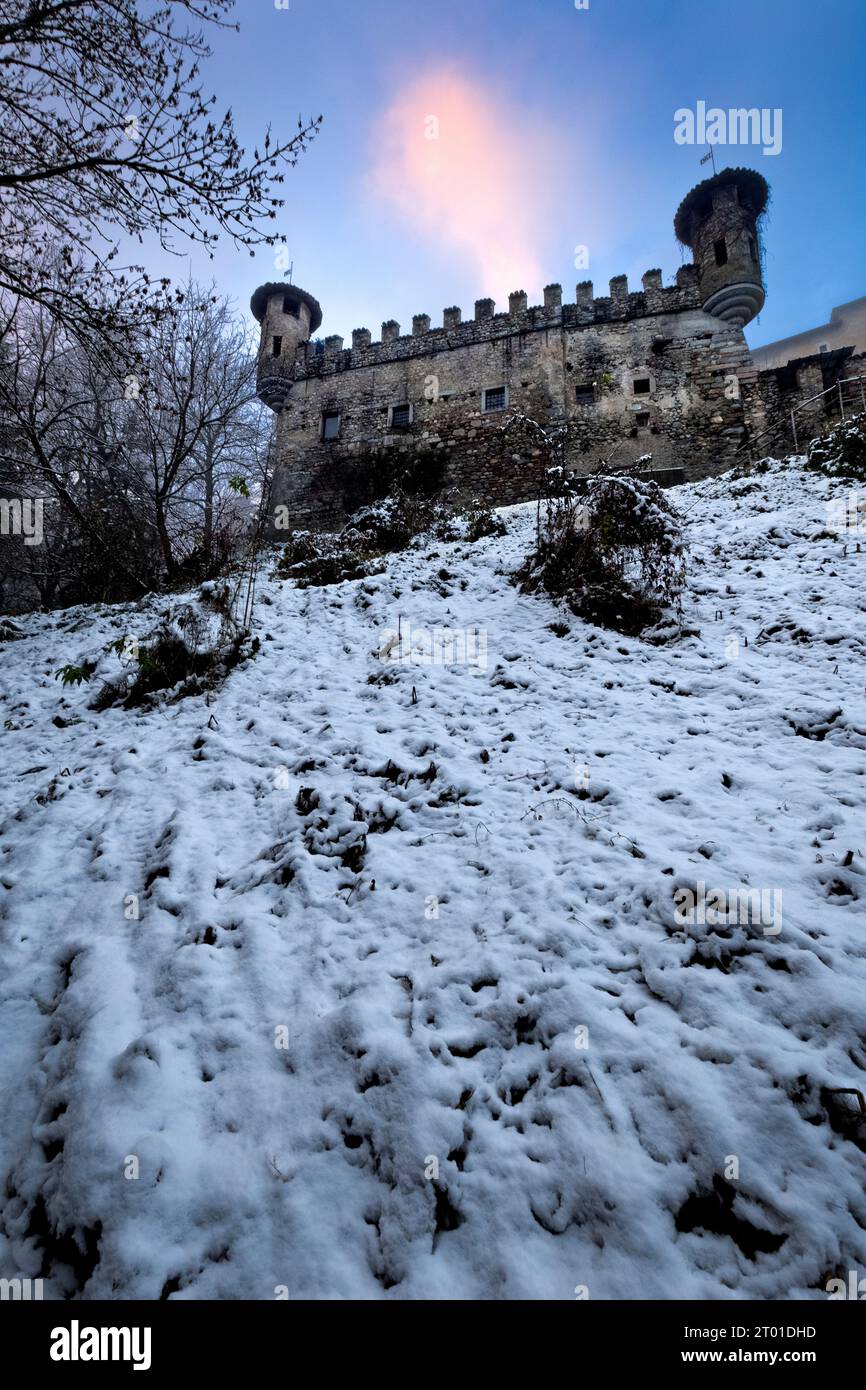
[514,474,687,635]
[274,529,384,586]
[346,490,508,552]
[274,530,326,570]
[806,412,866,481]
[451,498,507,542]
[91,582,254,709]
[275,486,507,590]
[342,492,440,553]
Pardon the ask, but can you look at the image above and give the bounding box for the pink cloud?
[366,67,563,303]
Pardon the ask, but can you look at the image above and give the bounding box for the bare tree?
[0,269,271,606]
[123,283,268,579]
[0,0,320,347]
[0,275,162,606]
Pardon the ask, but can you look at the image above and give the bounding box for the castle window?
[748,236,758,264]
[818,343,829,353]
[321,410,341,441]
[388,403,413,429]
[283,296,300,317]
[714,238,728,267]
[635,410,650,428]
[633,377,651,395]
[483,385,508,412]
[575,384,595,406]
[272,336,282,357]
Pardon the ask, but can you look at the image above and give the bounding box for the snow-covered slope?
[1,459,864,1301]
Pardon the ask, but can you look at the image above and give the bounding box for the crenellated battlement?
[292,269,703,380]
[253,166,769,407]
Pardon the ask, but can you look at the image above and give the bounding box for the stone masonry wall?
[267,272,759,533]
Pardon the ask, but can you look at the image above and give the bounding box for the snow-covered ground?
[1,459,864,1301]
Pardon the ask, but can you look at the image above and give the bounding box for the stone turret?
[250,282,323,409]
[674,168,769,327]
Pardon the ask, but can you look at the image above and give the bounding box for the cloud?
[366,67,563,303]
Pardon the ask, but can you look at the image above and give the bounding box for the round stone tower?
[250,281,323,408]
[674,168,769,327]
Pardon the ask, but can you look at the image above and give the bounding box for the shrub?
[342,492,440,553]
[514,474,687,635]
[275,490,446,588]
[92,582,253,709]
[274,526,385,586]
[805,412,866,481]
[275,483,506,590]
[55,661,97,686]
[281,550,382,587]
[343,489,506,555]
[448,499,507,542]
[275,531,325,571]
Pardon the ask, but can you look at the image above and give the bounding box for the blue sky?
[162,0,865,352]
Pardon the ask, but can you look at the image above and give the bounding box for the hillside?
[0,457,864,1300]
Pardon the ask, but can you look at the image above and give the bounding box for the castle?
[252,168,865,533]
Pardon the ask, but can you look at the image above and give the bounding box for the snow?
[0,456,864,1300]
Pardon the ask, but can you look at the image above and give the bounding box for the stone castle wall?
[264,271,761,532]
[257,171,864,532]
